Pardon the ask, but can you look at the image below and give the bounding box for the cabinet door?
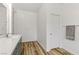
[12,39,21,55]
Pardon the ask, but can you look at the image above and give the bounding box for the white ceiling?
[13,3,42,12]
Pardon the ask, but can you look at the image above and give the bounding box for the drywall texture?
[13,9,37,42]
[61,4,79,54]
[0,7,7,34]
[37,4,47,50]
[38,3,79,54]
[46,4,63,51]
[37,3,63,51]
[13,3,79,54]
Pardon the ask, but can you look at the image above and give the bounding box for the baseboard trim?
[36,41,47,55]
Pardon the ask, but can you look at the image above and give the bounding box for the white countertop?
[0,34,22,55]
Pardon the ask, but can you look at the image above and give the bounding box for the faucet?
[0,33,13,38]
[0,34,8,37]
[6,33,13,37]
[6,34,8,37]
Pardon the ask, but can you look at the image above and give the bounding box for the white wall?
[0,7,7,34]
[46,4,63,51]
[13,9,37,42]
[61,4,79,54]
[13,4,79,54]
[45,3,79,54]
[37,3,63,51]
[37,4,47,50]
[44,3,79,54]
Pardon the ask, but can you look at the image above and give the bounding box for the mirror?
[0,3,7,35]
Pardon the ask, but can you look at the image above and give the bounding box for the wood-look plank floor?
[21,41,72,55]
[21,41,47,55]
[47,48,73,55]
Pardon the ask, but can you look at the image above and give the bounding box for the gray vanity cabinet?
[12,38,22,55]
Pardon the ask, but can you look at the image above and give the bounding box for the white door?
[48,14,62,49]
